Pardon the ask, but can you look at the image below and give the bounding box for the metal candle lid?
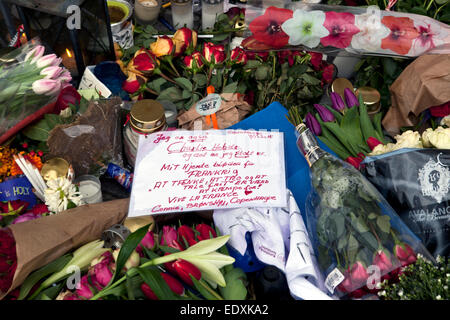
[130,99,166,133]
[355,86,381,112]
[331,78,354,100]
[41,157,70,181]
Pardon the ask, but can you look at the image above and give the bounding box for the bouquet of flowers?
[242,3,450,57]
[119,27,248,110]
[0,41,72,143]
[14,222,246,300]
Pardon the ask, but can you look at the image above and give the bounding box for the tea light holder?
[134,0,161,24]
[75,175,103,204]
[201,0,224,30]
[171,0,194,29]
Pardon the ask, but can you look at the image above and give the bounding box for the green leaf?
[382,58,397,78]
[338,236,347,250]
[358,94,378,144]
[126,273,135,300]
[347,234,359,263]
[219,268,247,300]
[376,215,391,234]
[19,253,72,300]
[368,212,377,220]
[110,224,150,285]
[355,215,370,233]
[255,66,270,81]
[360,232,378,251]
[33,282,65,300]
[287,64,308,78]
[409,6,428,16]
[175,77,193,92]
[223,82,238,93]
[137,267,180,300]
[157,86,183,102]
[335,213,346,239]
[193,74,207,87]
[191,276,221,300]
[182,89,192,99]
[245,60,262,69]
[301,73,321,86]
[148,78,167,94]
[158,245,182,254]
[22,119,52,142]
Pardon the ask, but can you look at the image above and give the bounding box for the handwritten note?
[128,130,287,216]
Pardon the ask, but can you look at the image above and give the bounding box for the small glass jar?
[123,100,168,167]
[75,175,103,204]
[201,0,224,30]
[171,0,194,29]
[134,0,161,24]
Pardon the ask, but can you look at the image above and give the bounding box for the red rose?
[54,85,81,114]
[321,64,335,85]
[309,52,323,70]
[429,101,450,118]
[30,204,49,216]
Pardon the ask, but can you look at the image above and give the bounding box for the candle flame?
[65,48,72,58]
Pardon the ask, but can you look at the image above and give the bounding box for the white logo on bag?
[418,155,450,204]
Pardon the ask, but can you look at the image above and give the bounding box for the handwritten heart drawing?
[244,190,253,196]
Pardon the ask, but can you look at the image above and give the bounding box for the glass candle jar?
[201,0,224,30]
[171,0,194,29]
[75,175,103,204]
[134,0,161,24]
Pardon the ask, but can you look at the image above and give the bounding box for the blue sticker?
[0,175,37,208]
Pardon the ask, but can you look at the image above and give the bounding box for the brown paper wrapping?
[1,198,129,299]
[382,54,450,136]
[177,93,252,130]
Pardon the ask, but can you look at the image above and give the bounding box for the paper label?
[325,268,345,294]
[129,130,287,216]
[195,93,221,116]
[0,176,37,208]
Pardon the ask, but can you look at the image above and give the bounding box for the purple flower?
[344,88,359,108]
[330,92,345,113]
[314,104,335,122]
[304,112,322,135]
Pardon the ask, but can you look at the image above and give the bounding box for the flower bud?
[394,243,416,266]
[373,249,393,274]
[172,259,201,286]
[173,27,197,56]
[313,104,335,122]
[367,137,382,151]
[178,225,197,247]
[112,249,140,270]
[40,66,63,79]
[75,275,94,299]
[344,88,359,108]
[202,42,225,64]
[195,224,217,241]
[25,45,45,64]
[345,156,362,169]
[32,79,62,96]
[132,49,157,75]
[150,36,174,57]
[230,47,247,64]
[330,92,345,113]
[183,51,203,70]
[160,226,184,250]
[304,112,322,136]
[36,54,58,68]
[122,72,142,94]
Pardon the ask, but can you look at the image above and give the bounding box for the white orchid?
[350,12,390,52]
[44,177,85,214]
[281,9,329,48]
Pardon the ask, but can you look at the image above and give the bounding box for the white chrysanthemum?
[44,177,85,214]
[436,295,442,300]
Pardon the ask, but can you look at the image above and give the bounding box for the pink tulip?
[25,45,45,63]
[32,79,61,96]
[92,261,113,287]
[40,66,63,79]
[12,212,40,224]
[59,70,72,82]
[373,249,393,274]
[160,226,184,250]
[36,54,59,68]
[140,231,156,250]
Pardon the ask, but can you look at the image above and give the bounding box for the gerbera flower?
[44,177,84,214]
[320,11,360,49]
[281,9,329,48]
[381,16,419,55]
[248,6,293,48]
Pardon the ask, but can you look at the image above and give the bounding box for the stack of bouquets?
[0,41,72,141]
[299,128,434,299]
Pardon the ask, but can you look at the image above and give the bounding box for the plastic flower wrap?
[242,3,450,58]
[0,40,72,142]
[293,123,434,299]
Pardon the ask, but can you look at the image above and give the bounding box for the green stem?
[434,3,448,19]
[167,57,181,78]
[426,0,435,11]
